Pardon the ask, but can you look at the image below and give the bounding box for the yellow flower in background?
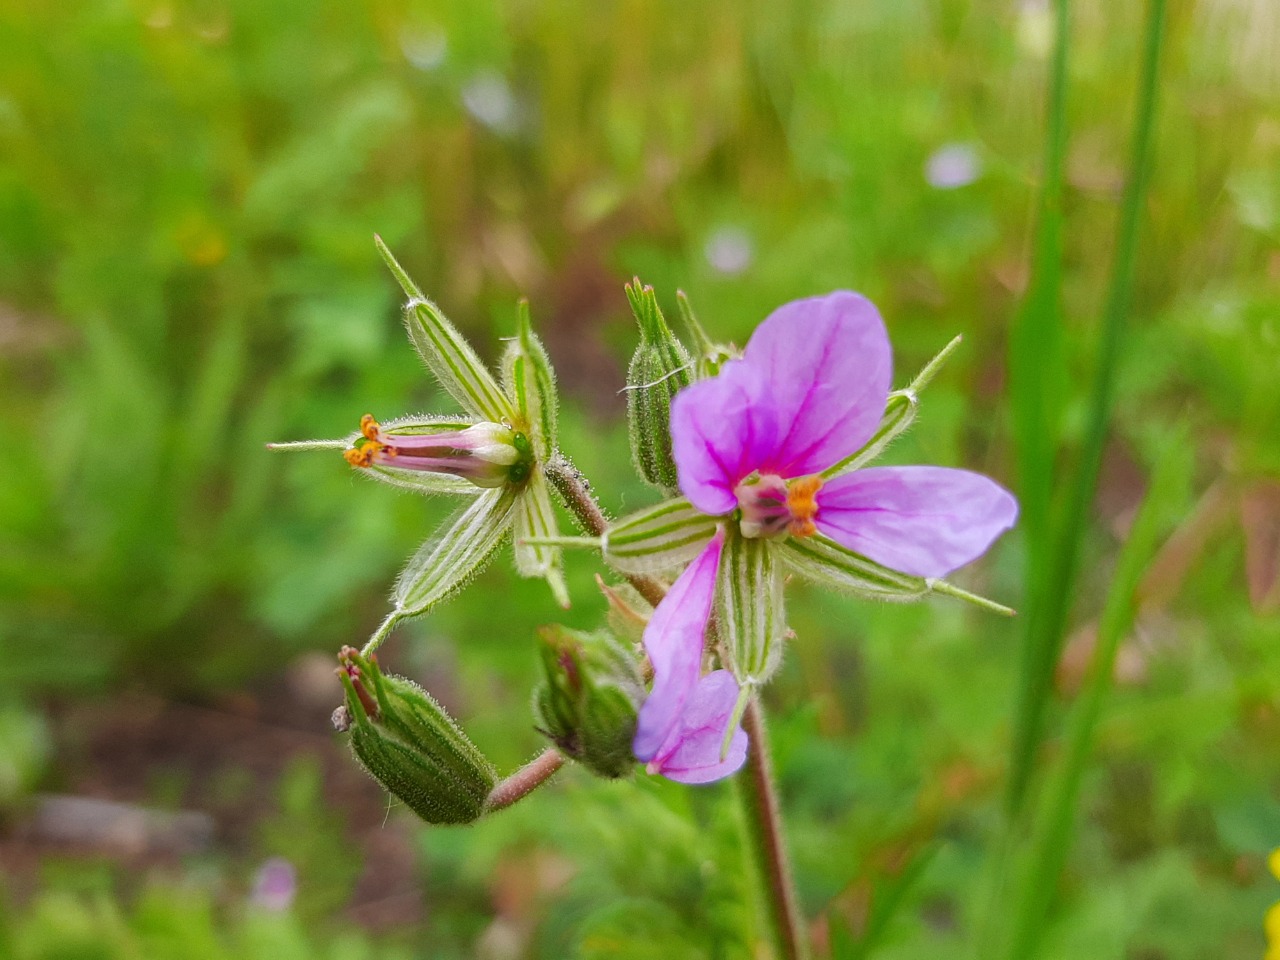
[1266,849,1280,960]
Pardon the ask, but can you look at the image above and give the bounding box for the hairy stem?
[740,700,809,960]
[544,454,667,608]
[485,749,565,813]
[546,453,807,960]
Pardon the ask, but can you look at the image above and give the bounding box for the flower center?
[735,473,823,540]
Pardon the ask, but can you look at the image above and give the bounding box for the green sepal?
[675,290,737,380]
[392,486,519,618]
[774,533,929,601]
[716,530,786,687]
[777,533,1015,614]
[532,626,643,780]
[602,497,719,574]
[500,300,559,461]
[625,280,693,492]
[376,239,514,423]
[337,648,497,825]
[513,466,570,608]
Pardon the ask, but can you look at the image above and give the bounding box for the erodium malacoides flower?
[269,238,569,651]
[601,292,1018,783]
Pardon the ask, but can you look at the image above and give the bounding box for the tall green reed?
[998,0,1169,954]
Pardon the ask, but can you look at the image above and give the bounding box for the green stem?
[545,454,807,960]
[484,749,565,813]
[1006,0,1073,819]
[1009,0,1167,817]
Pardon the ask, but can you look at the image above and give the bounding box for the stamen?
[360,414,380,441]
[786,475,823,538]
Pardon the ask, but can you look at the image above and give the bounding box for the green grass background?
[1,0,1278,956]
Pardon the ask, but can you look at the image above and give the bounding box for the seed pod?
[336,647,497,825]
[625,280,693,493]
[532,626,644,779]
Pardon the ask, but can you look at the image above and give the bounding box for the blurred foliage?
[0,0,1277,956]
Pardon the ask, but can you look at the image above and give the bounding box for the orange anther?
[344,445,377,468]
[359,414,381,442]
[786,475,823,538]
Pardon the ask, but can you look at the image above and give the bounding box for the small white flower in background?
[399,26,447,72]
[462,71,520,135]
[250,857,297,912]
[1016,0,1055,58]
[703,227,754,276]
[925,143,982,190]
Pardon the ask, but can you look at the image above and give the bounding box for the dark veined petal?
[632,529,725,762]
[816,466,1018,578]
[670,359,778,515]
[744,291,892,479]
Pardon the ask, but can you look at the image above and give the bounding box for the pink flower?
[617,292,1018,783]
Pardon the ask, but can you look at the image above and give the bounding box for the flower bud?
[344,415,532,489]
[532,626,644,779]
[336,647,498,825]
[625,280,693,492]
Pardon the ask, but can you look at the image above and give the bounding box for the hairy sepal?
[340,651,497,825]
[716,530,786,688]
[602,497,719,574]
[625,281,693,492]
[402,297,515,423]
[775,533,929,601]
[394,486,519,616]
[500,300,559,461]
[513,467,569,608]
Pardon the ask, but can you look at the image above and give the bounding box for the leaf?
[716,531,785,686]
[513,467,570,608]
[393,486,518,616]
[602,498,720,574]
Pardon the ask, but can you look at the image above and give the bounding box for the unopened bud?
[625,280,693,492]
[532,626,643,779]
[336,647,497,825]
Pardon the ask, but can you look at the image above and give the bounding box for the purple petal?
[671,361,778,515]
[649,671,748,784]
[816,466,1018,578]
[633,529,726,761]
[744,292,892,479]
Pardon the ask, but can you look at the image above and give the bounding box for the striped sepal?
[403,298,515,423]
[513,467,570,608]
[501,301,559,461]
[716,531,786,687]
[775,532,928,601]
[602,497,719,574]
[394,486,518,616]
